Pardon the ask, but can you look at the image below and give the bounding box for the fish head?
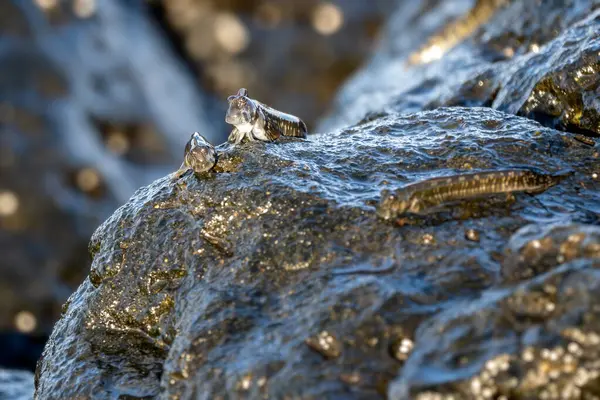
[184,132,217,173]
[225,88,257,126]
[377,190,410,220]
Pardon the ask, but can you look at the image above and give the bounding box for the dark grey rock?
[502,223,600,282]
[389,258,600,399]
[34,0,600,398]
[320,0,600,136]
[36,108,600,398]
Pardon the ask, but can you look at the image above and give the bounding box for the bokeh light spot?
[0,191,19,217]
[15,311,37,333]
[312,3,344,36]
[73,0,96,18]
[106,131,130,156]
[214,13,250,54]
[76,168,101,193]
[35,0,58,10]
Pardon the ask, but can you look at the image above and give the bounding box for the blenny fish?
[225,88,308,144]
[377,168,569,220]
[172,132,217,179]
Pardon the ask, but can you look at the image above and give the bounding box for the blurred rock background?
[0,0,397,371]
[151,0,397,131]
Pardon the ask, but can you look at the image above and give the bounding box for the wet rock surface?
[35,0,600,399]
[36,107,600,398]
[502,223,600,282]
[390,257,600,399]
[320,0,600,136]
[0,0,218,345]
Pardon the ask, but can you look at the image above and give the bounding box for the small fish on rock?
[378,168,571,220]
[172,132,218,179]
[225,88,307,144]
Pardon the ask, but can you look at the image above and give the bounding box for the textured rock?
[36,108,600,398]
[502,223,600,282]
[34,0,600,398]
[390,258,600,399]
[0,0,218,340]
[320,0,600,136]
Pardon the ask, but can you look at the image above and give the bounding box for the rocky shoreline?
[33,0,600,399]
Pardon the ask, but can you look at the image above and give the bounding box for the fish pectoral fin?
[505,192,517,201]
[228,127,244,144]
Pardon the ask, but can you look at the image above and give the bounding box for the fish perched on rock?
[377,168,570,220]
[225,88,308,144]
[172,132,217,179]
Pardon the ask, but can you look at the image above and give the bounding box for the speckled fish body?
[258,101,308,139]
[226,88,307,144]
[173,132,217,179]
[377,169,568,219]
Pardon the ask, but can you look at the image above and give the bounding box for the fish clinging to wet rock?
[225,88,308,144]
[172,132,218,179]
[377,168,570,220]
